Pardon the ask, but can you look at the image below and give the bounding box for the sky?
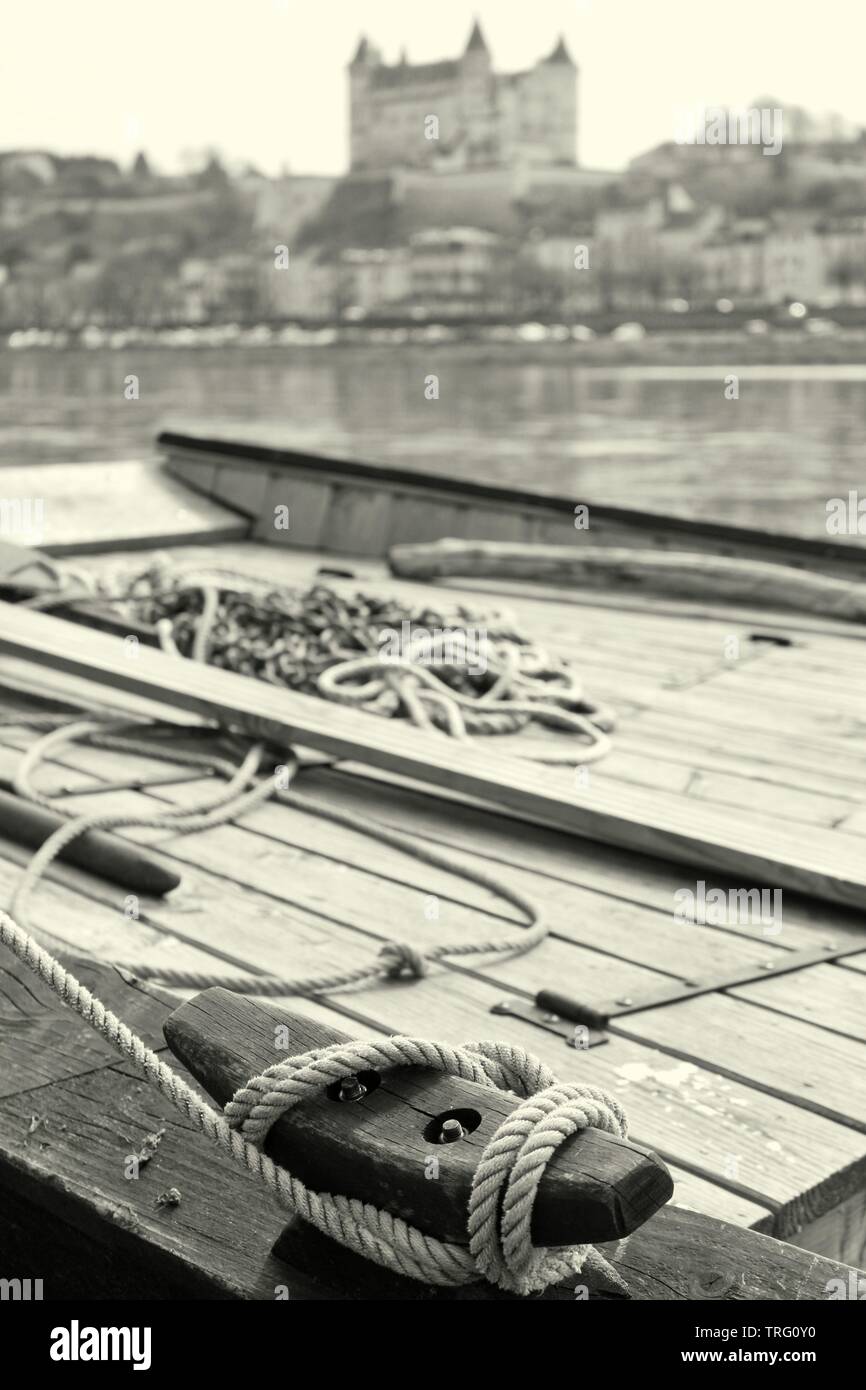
[2,0,865,175]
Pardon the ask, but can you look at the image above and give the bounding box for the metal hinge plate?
[490,997,609,1048]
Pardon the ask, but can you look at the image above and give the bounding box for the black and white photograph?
[0,0,864,1358]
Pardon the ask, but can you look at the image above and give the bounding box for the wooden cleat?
[164,987,675,1251]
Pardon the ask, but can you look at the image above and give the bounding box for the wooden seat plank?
[4,599,866,910]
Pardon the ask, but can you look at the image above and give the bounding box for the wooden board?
[0,461,248,555]
[4,602,866,912]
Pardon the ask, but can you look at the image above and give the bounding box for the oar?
[389,540,866,622]
[0,783,180,895]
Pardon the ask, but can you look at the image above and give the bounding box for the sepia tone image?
[0,0,864,1354]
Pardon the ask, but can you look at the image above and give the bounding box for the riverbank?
[7,323,866,367]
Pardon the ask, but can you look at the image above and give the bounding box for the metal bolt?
[338,1075,367,1103]
[617,997,633,1007]
[542,1012,560,1024]
[438,1118,465,1144]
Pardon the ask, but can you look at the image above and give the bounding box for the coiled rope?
[27,561,615,764]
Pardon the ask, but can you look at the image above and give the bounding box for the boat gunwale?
[158,430,866,568]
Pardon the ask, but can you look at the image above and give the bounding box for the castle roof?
[465,20,488,53]
[349,36,369,68]
[546,36,575,66]
[370,59,458,89]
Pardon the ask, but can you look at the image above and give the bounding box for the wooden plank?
[251,473,332,549]
[13,703,856,967]
[0,843,235,1006]
[619,726,866,803]
[212,463,270,519]
[1,461,248,555]
[732,963,866,1043]
[593,1205,863,1301]
[4,602,866,911]
[321,484,393,556]
[385,494,471,547]
[0,1055,304,1300]
[0,950,169,1098]
[789,1188,866,1269]
[617,993,866,1131]
[164,454,217,497]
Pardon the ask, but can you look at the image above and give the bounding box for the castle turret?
[540,34,578,164]
[349,36,369,68]
[348,36,381,171]
[545,35,576,67]
[465,20,486,51]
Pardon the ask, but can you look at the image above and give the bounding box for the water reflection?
[1,346,864,539]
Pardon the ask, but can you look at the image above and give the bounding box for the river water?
[2,345,865,539]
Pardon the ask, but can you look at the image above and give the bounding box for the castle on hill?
[348,20,577,172]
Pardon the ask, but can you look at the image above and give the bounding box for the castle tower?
[542,34,578,165]
[348,36,381,171]
[459,19,496,166]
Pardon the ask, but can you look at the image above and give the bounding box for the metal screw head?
[438,1118,465,1144]
[338,1075,367,1103]
[617,997,633,1007]
[542,1012,560,1023]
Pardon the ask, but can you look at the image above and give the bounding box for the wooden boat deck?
[1,533,865,1284]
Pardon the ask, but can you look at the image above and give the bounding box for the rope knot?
[221,1033,629,1297]
[467,1072,629,1296]
[378,940,428,979]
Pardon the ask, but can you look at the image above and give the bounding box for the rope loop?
[225,1034,629,1294]
[378,940,429,979]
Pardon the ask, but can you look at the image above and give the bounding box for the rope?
[318,654,612,764]
[0,908,629,1295]
[37,562,616,765]
[7,715,549,997]
[0,566,629,1293]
